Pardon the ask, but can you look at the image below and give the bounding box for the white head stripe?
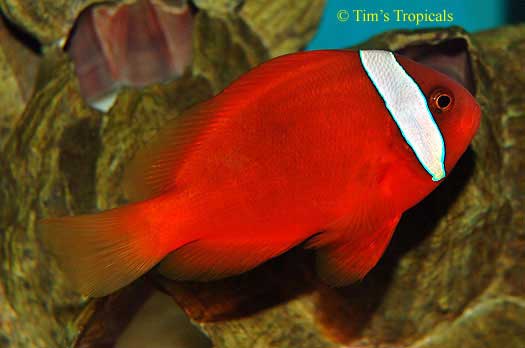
[359,50,446,182]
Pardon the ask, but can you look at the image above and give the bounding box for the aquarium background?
[308,0,524,49]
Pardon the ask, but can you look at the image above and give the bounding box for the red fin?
[40,203,168,297]
[158,237,302,281]
[315,215,401,286]
[123,50,343,202]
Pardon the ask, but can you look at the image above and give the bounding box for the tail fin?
[40,203,165,297]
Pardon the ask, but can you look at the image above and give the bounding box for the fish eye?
[430,89,453,112]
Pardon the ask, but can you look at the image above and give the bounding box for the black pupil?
[437,94,451,108]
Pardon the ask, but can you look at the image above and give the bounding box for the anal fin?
[158,237,302,281]
[315,215,401,286]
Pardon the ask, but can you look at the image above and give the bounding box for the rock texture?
[0,16,39,148]
[0,0,107,45]
[0,1,523,347]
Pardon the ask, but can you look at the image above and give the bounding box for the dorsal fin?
[123,101,220,201]
[123,50,342,201]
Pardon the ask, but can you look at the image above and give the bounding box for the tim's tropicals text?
[337,9,454,25]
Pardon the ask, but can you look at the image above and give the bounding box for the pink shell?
[67,0,194,109]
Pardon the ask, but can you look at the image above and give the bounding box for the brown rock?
[0,16,39,148]
[0,0,106,45]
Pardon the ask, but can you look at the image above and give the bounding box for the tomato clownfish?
[41,50,481,297]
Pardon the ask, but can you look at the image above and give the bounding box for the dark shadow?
[0,13,41,54]
[154,248,317,322]
[508,0,525,24]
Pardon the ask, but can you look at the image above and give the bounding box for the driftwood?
[0,0,524,346]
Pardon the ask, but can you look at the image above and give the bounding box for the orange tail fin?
[40,203,168,297]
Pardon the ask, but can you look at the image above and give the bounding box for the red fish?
[41,50,481,297]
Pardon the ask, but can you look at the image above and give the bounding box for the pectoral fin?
[315,215,401,286]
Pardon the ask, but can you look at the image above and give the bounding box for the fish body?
[41,50,481,297]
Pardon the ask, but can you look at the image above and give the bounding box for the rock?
[0,16,39,148]
[192,0,325,57]
[192,0,244,14]
[0,0,106,45]
[239,0,325,57]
